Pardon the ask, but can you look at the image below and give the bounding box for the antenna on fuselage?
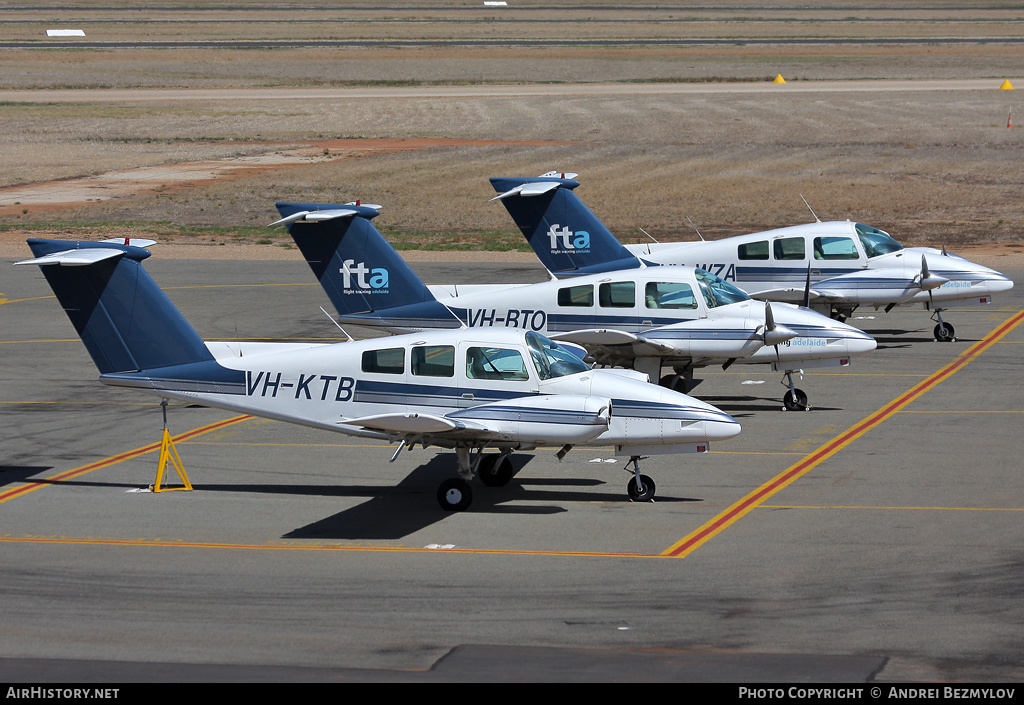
[800,194,821,223]
[639,227,660,244]
[685,217,706,241]
[320,306,354,342]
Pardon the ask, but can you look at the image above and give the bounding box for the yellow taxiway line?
[660,308,1024,558]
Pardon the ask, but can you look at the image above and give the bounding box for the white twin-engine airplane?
[270,201,875,412]
[16,238,741,511]
[489,174,1014,343]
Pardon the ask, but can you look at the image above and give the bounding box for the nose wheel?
[625,456,656,502]
[783,388,809,412]
[933,322,956,342]
[781,370,811,412]
[931,310,957,342]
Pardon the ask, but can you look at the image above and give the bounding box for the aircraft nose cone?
[990,273,1015,294]
[687,396,741,441]
[848,332,878,356]
[703,415,742,442]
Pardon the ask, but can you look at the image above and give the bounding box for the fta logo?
[341,259,389,291]
[546,224,590,253]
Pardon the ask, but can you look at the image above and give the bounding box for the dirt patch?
[0,137,571,217]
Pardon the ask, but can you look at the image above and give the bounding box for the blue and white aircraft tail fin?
[489,174,645,277]
[273,202,460,329]
[16,239,214,375]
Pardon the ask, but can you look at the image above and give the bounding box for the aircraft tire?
[627,474,656,502]
[478,454,514,487]
[783,389,809,412]
[934,323,956,342]
[438,478,473,511]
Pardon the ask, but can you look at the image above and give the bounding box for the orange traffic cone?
[1009,111,1014,128]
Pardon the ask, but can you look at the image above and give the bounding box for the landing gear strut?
[436,447,516,511]
[781,370,810,412]
[436,446,481,512]
[625,456,656,502]
[659,367,699,394]
[478,451,514,487]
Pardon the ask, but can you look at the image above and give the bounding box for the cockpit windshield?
[526,331,591,380]
[856,223,903,258]
[695,268,751,308]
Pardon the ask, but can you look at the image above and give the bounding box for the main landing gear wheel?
[627,474,656,502]
[478,453,514,487]
[934,322,956,342]
[783,388,809,412]
[437,478,472,512]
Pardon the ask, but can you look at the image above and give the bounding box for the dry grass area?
[1,1,1023,255]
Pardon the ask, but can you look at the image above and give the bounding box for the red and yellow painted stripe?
[0,414,252,504]
[661,308,1024,558]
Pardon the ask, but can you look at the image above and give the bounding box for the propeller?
[802,261,812,308]
[916,254,949,294]
[752,302,799,369]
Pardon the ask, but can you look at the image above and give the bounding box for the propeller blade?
[802,262,812,308]
[917,254,949,293]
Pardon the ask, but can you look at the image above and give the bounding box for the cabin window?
[466,347,529,381]
[557,284,594,307]
[598,281,635,308]
[773,237,805,260]
[411,345,454,377]
[813,236,859,260]
[738,240,769,260]
[645,282,698,309]
[361,347,405,375]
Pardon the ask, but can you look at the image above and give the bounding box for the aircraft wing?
[748,286,846,304]
[340,412,491,437]
[341,394,611,447]
[549,329,678,356]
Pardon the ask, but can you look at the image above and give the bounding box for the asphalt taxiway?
[1,254,1022,682]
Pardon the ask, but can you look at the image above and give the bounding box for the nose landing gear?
[625,456,656,502]
[781,370,811,412]
[931,310,957,342]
